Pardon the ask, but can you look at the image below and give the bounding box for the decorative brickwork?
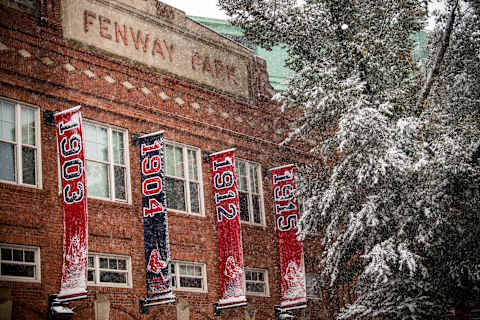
[0,1,320,320]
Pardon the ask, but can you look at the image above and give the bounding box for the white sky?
[160,0,228,19]
[160,0,442,29]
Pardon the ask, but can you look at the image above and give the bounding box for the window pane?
[179,264,187,275]
[187,265,194,276]
[118,259,126,270]
[88,256,94,268]
[166,177,186,211]
[1,248,12,261]
[187,150,198,181]
[112,131,125,165]
[250,164,259,193]
[1,263,34,278]
[165,145,175,176]
[194,266,202,277]
[86,161,109,198]
[22,146,36,185]
[235,161,248,191]
[84,124,108,161]
[247,282,265,293]
[114,166,126,200]
[174,147,184,178]
[237,160,246,176]
[99,258,108,269]
[100,271,126,284]
[258,271,264,281]
[252,195,261,224]
[13,249,23,262]
[171,275,176,287]
[24,250,34,263]
[170,263,175,274]
[246,271,251,281]
[189,182,200,214]
[21,107,35,145]
[251,272,257,281]
[239,192,249,222]
[88,270,94,282]
[0,101,15,141]
[180,276,202,288]
[109,259,117,270]
[0,142,15,182]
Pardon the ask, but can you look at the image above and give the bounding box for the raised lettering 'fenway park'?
[0,0,326,319]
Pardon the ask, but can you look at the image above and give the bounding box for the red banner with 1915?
[270,165,306,308]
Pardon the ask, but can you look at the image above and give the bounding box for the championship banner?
[55,106,88,300]
[209,149,247,307]
[139,131,175,306]
[270,165,306,308]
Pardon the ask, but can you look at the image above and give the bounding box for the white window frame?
[0,97,42,188]
[83,120,131,203]
[87,253,132,288]
[245,268,269,297]
[164,141,204,216]
[235,159,265,225]
[171,260,207,293]
[0,243,41,283]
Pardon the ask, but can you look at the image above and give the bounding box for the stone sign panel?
[62,0,252,99]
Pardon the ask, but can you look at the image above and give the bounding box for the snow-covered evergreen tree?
[218,0,480,318]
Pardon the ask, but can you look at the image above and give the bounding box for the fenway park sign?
[61,0,251,99]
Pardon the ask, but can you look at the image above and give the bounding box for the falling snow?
[219,0,480,318]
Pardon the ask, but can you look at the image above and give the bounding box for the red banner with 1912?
[209,149,246,307]
[55,106,88,300]
[270,165,306,308]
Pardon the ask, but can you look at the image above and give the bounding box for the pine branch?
[417,0,459,114]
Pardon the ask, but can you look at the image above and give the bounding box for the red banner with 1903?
[55,106,88,300]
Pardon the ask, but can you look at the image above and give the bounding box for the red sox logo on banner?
[55,106,88,300]
[147,249,167,274]
[270,165,306,308]
[209,149,247,306]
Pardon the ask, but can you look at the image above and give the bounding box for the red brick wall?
[0,1,319,319]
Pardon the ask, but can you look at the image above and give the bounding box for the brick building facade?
[0,0,327,319]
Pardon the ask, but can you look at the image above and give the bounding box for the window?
[84,121,130,202]
[4,0,35,10]
[88,253,131,287]
[245,268,269,296]
[0,244,40,282]
[0,98,41,187]
[165,142,203,215]
[235,159,264,224]
[171,261,207,292]
[13,0,34,8]
[306,273,321,298]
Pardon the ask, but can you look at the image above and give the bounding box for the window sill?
[246,293,270,298]
[240,221,266,228]
[85,196,132,208]
[87,283,132,289]
[168,209,205,219]
[0,181,42,192]
[172,288,207,294]
[0,276,41,283]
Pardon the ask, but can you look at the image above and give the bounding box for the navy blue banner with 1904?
[139,131,174,303]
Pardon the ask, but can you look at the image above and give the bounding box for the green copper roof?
[189,15,294,91]
[190,16,427,91]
